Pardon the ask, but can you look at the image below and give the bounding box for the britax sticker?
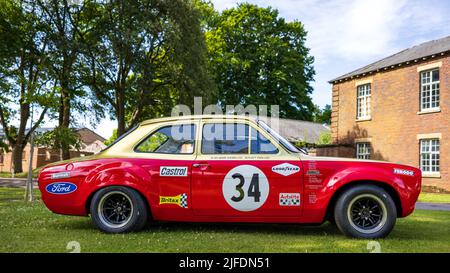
[394,168,414,176]
[45,182,77,194]
[272,163,300,176]
[159,193,188,208]
[160,166,188,177]
[279,193,300,206]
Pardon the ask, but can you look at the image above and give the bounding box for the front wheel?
[90,186,149,233]
[334,185,397,239]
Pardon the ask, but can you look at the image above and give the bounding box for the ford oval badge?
[46,182,77,194]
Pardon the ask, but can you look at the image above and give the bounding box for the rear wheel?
[90,186,148,233]
[334,185,397,239]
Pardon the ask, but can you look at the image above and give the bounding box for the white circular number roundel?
[222,165,269,212]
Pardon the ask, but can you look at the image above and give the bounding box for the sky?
[81,0,450,138]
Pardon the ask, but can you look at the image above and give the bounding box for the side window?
[251,128,278,154]
[202,123,249,154]
[135,124,196,154]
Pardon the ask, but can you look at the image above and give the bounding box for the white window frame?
[420,139,440,176]
[356,142,371,159]
[357,84,371,120]
[420,69,440,111]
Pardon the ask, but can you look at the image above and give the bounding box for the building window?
[356,142,371,159]
[357,84,371,119]
[420,69,440,111]
[420,139,440,173]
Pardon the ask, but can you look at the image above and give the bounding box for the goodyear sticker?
[159,193,188,208]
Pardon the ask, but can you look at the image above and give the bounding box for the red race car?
[38,115,421,238]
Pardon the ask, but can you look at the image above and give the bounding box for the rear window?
[135,124,196,154]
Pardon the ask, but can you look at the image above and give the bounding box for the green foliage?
[85,0,216,135]
[0,138,8,153]
[103,129,118,146]
[203,3,315,119]
[313,104,332,124]
[34,127,82,152]
[136,132,168,152]
[316,131,332,145]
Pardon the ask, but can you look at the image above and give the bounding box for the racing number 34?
[231,173,261,202]
[222,165,269,212]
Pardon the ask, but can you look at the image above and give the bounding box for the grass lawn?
[1,187,449,253]
[418,193,450,203]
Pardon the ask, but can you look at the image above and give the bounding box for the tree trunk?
[59,84,71,160]
[12,144,24,174]
[116,88,126,136]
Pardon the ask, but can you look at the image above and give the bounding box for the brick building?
[328,36,449,191]
[0,127,106,173]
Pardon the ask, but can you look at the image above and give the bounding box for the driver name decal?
[160,166,188,177]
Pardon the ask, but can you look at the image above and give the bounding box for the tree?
[0,0,55,173]
[36,0,94,160]
[316,131,332,145]
[103,128,117,146]
[204,3,315,119]
[313,104,331,124]
[34,127,82,157]
[85,0,215,137]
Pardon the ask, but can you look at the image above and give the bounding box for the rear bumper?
[400,174,421,217]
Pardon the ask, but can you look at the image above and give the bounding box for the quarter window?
[356,142,371,159]
[250,128,278,154]
[202,123,249,154]
[135,124,196,154]
[420,139,440,173]
[420,69,440,110]
[357,84,371,119]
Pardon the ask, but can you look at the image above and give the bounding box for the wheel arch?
[85,185,152,219]
[325,180,403,222]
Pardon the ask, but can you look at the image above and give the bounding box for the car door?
[191,119,303,219]
[134,121,198,220]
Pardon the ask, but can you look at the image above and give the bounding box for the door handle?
[193,163,210,170]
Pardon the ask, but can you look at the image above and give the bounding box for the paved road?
[415,202,450,211]
[0,178,38,188]
[1,178,450,211]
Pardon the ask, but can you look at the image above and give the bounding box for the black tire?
[334,185,397,239]
[90,186,148,233]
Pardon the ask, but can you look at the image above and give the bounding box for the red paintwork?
[38,156,421,224]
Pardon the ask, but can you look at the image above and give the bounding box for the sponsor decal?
[222,165,269,212]
[45,182,77,194]
[279,193,300,206]
[159,193,188,208]
[394,168,414,176]
[271,163,300,176]
[306,170,320,175]
[51,172,71,179]
[160,166,188,177]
